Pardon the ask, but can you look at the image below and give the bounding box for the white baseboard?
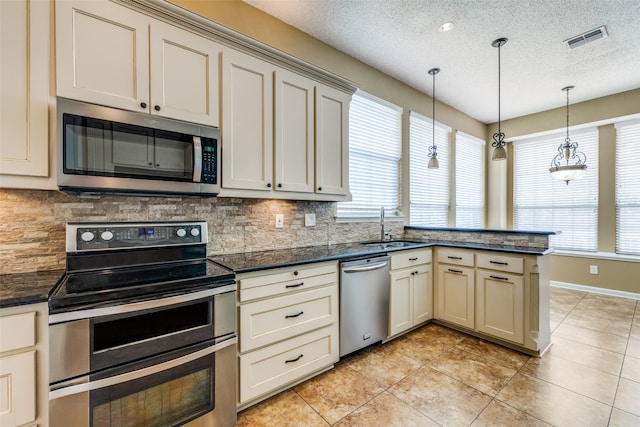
[551,280,640,301]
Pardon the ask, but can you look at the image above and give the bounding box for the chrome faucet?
[380,207,391,241]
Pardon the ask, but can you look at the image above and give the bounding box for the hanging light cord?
[565,87,570,143]
[432,71,436,150]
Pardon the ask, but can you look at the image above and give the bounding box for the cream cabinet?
[0,0,52,186]
[435,248,475,329]
[220,49,351,200]
[237,261,339,408]
[0,303,48,427]
[388,249,433,337]
[314,85,350,196]
[434,248,550,355]
[55,0,221,126]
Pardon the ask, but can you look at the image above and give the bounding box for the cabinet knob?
[140,102,147,109]
[154,105,161,111]
[293,270,299,276]
[267,183,272,188]
[317,187,322,191]
[277,183,282,188]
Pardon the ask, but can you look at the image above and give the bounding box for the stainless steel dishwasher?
[340,255,390,357]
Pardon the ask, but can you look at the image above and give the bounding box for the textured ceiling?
[244,0,640,123]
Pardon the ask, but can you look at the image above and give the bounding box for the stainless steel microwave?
[57,98,220,196]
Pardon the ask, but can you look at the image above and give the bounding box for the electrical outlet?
[275,214,284,229]
[305,213,316,227]
[590,265,599,275]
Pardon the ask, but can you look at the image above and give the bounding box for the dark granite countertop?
[0,269,64,309]
[208,240,553,274]
[1,240,552,308]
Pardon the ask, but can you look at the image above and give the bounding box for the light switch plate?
[275,214,284,229]
[589,265,598,274]
[305,213,316,227]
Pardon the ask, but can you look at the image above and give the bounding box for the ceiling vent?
[565,26,608,49]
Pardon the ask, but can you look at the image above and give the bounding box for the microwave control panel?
[200,137,218,184]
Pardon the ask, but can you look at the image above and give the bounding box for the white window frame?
[455,131,486,228]
[409,111,451,226]
[513,128,599,252]
[615,119,640,256]
[337,91,402,221]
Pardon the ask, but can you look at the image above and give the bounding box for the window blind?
[615,119,640,256]
[409,111,451,226]
[514,128,599,251]
[337,91,401,219]
[455,131,485,228]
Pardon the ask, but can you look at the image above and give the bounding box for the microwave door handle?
[193,136,202,182]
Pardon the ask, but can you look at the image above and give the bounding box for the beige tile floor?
[237,287,640,426]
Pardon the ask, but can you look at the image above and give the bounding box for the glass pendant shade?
[491,145,507,160]
[549,86,587,184]
[428,155,439,169]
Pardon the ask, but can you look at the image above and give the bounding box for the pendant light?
[427,67,440,169]
[549,85,587,184]
[491,37,508,161]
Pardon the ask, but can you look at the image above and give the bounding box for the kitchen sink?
[360,240,419,249]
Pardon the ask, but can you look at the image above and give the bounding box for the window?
[455,131,485,228]
[409,111,451,226]
[514,128,599,251]
[615,119,640,255]
[337,91,401,219]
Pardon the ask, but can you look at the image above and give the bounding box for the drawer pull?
[409,257,418,261]
[285,282,304,288]
[490,260,509,265]
[285,354,304,363]
[448,268,463,274]
[285,311,304,319]
[447,256,463,260]
[490,275,509,281]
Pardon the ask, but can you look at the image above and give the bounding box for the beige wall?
[487,88,640,294]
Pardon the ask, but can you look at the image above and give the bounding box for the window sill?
[552,250,640,262]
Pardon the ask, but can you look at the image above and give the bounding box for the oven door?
[50,337,236,427]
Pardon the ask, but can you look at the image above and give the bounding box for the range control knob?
[190,228,200,237]
[80,231,95,242]
[176,228,187,238]
[100,231,114,241]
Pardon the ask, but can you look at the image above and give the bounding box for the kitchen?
[1,0,639,426]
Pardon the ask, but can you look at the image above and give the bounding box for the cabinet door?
[274,69,314,193]
[413,264,433,325]
[0,351,36,426]
[476,270,524,344]
[315,86,350,196]
[0,0,49,178]
[149,20,220,126]
[56,0,150,112]
[221,49,274,191]
[437,265,475,329]
[389,270,413,337]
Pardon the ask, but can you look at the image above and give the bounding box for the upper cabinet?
[55,0,221,126]
[220,49,351,201]
[0,0,51,182]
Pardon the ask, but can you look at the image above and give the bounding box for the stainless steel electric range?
[48,221,236,427]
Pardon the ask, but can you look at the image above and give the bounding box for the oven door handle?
[49,284,236,324]
[49,336,236,400]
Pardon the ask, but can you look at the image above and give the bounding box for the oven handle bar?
[49,284,236,324]
[49,336,236,400]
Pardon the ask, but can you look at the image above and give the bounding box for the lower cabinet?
[388,249,433,337]
[0,303,48,427]
[434,248,549,354]
[236,261,339,407]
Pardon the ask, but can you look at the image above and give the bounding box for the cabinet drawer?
[390,249,432,270]
[239,324,338,403]
[0,312,35,353]
[477,252,523,274]
[437,248,474,267]
[0,351,36,426]
[239,262,337,301]
[240,285,338,352]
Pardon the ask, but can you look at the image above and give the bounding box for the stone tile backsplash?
[0,189,401,274]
